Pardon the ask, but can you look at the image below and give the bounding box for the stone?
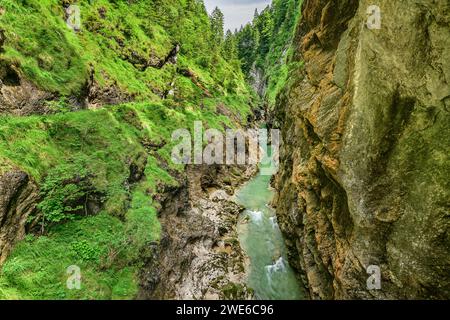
[273,0,450,299]
[0,170,39,265]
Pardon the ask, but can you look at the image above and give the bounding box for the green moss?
[0,97,255,299]
[235,0,303,108]
[0,0,88,95]
[221,283,252,300]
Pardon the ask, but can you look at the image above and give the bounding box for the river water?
[234,166,307,300]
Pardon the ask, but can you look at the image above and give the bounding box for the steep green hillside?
[0,0,255,299]
[0,0,250,103]
[0,101,239,299]
[236,0,303,107]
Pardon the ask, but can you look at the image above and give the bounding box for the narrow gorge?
[0,0,449,301]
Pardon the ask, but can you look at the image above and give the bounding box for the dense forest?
[235,0,302,107]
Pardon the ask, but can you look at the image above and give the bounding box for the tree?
[236,24,258,75]
[254,8,259,20]
[235,0,302,79]
[256,8,274,59]
[210,7,224,49]
[223,30,238,61]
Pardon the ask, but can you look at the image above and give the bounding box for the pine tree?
[223,30,238,61]
[236,24,257,75]
[254,8,259,20]
[256,8,274,59]
[210,7,224,49]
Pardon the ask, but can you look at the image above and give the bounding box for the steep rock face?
[0,59,133,115]
[139,164,256,300]
[249,65,267,97]
[0,170,39,265]
[273,0,450,299]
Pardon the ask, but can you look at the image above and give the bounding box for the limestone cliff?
[273,0,450,299]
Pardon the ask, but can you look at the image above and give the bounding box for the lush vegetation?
[0,95,255,299]
[234,0,304,107]
[0,0,256,299]
[0,0,250,101]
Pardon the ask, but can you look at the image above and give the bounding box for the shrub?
[37,159,93,228]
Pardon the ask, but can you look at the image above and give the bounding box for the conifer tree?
[223,30,238,61]
[254,8,259,20]
[210,7,224,48]
[236,24,257,75]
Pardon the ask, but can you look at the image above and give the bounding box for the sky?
[204,0,272,32]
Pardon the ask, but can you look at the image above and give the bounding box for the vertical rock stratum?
[273,0,450,299]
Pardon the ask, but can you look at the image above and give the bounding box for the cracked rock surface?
[272,0,450,299]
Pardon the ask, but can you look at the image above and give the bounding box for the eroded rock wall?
[139,164,257,300]
[273,0,450,299]
[0,170,39,264]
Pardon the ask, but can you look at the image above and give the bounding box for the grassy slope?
[0,0,251,100]
[0,102,235,299]
[0,0,255,299]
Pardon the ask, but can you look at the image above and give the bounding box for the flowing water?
[235,168,307,300]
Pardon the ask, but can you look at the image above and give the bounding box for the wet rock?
[157,44,180,68]
[249,64,266,97]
